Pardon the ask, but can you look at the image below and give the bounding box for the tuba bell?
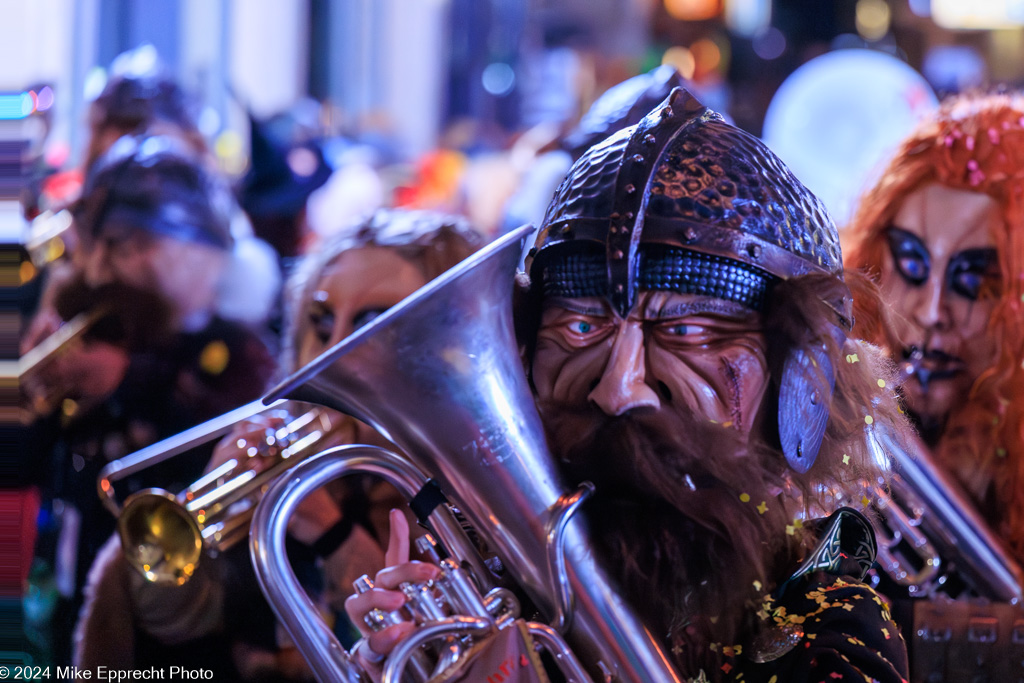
[250,226,682,682]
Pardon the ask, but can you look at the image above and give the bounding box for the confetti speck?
[740,493,751,503]
[842,454,850,465]
[864,415,874,425]
[876,379,886,388]
[757,501,768,515]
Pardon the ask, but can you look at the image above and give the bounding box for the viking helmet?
[526,87,848,473]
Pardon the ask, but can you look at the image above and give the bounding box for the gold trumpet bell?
[119,489,203,585]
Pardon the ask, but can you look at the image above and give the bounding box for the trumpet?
[99,400,352,585]
[19,307,109,418]
[868,424,1024,602]
[865,349,1024,602]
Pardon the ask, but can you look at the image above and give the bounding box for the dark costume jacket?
[726,509,909,683]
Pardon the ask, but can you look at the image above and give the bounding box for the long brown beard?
[539,400,802,676]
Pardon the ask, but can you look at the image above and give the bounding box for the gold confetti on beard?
[538,400,803,677]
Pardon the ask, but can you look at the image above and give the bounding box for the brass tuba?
[99,400,350,585]
[250,226,682,682]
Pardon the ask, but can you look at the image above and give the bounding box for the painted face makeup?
[879,183,1001,435]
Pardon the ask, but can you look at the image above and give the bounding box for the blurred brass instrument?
[867,410,1024,602]
[98,399,349,585]
[26,209,74,268]
[19,307,109,418]
[250,227,682,682]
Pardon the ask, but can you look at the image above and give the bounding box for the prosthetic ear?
[778,341,835,473]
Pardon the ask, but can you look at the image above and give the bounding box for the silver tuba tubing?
[870,427,1024,602]
[256,226,681,682]
[250,444,477,682]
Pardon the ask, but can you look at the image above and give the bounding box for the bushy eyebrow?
[543,297,608,317]
[649,298,748,319]
[543,296,753,321]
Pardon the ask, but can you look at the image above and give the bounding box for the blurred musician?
[73,210,483,680]
[844,92,1024,678]
[25,135,276,665]
[845,91,1024,558]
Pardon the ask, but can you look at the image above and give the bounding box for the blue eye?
[665,323,690,336]
[569,320,593,334]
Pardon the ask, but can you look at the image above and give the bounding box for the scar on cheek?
[721,357,742,425]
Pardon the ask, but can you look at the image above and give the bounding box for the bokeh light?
[662,46,697,80]
[482,63,516,96]
[752,27,786,60]
[664,0,722,21]
[856,0,892,41]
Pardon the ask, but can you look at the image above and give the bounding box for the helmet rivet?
[661,107,673,118]
[615,283,625,292]
[611,212,621,220]
[625,211,634,220]
[613,249,624,259]
[685,227,697,241]
[609,226,618,234]
[644,134,656,144]
[632,154,645,163]
[748,244,762,259]
[625,184,636,194]
[621,226,630,234]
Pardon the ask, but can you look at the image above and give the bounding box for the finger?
[375,561,440,590]
[384,508,410,567]
[366,621,417,659]
[344,588,407,636]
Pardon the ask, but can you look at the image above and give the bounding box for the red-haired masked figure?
[844,92,1024,561]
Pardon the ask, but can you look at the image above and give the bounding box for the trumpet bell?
[119,489,203,585]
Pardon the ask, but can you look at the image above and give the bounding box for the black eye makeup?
[886,227,930,286]
[308,292,335,345]
[351,307,388,332]
[946,248,999,300]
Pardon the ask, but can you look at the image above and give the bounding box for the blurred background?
[4,0,1024,241]
[5,0,1024,672]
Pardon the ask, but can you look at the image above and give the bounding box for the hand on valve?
[344,509,441,675]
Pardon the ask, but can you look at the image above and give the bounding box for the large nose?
[81,244,114,287]
[910,272,951,332]
[588,320,661,416]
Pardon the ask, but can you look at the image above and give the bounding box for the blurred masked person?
[73,209,483,680]
[844,92,1024,559]
[26,135,276,665]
